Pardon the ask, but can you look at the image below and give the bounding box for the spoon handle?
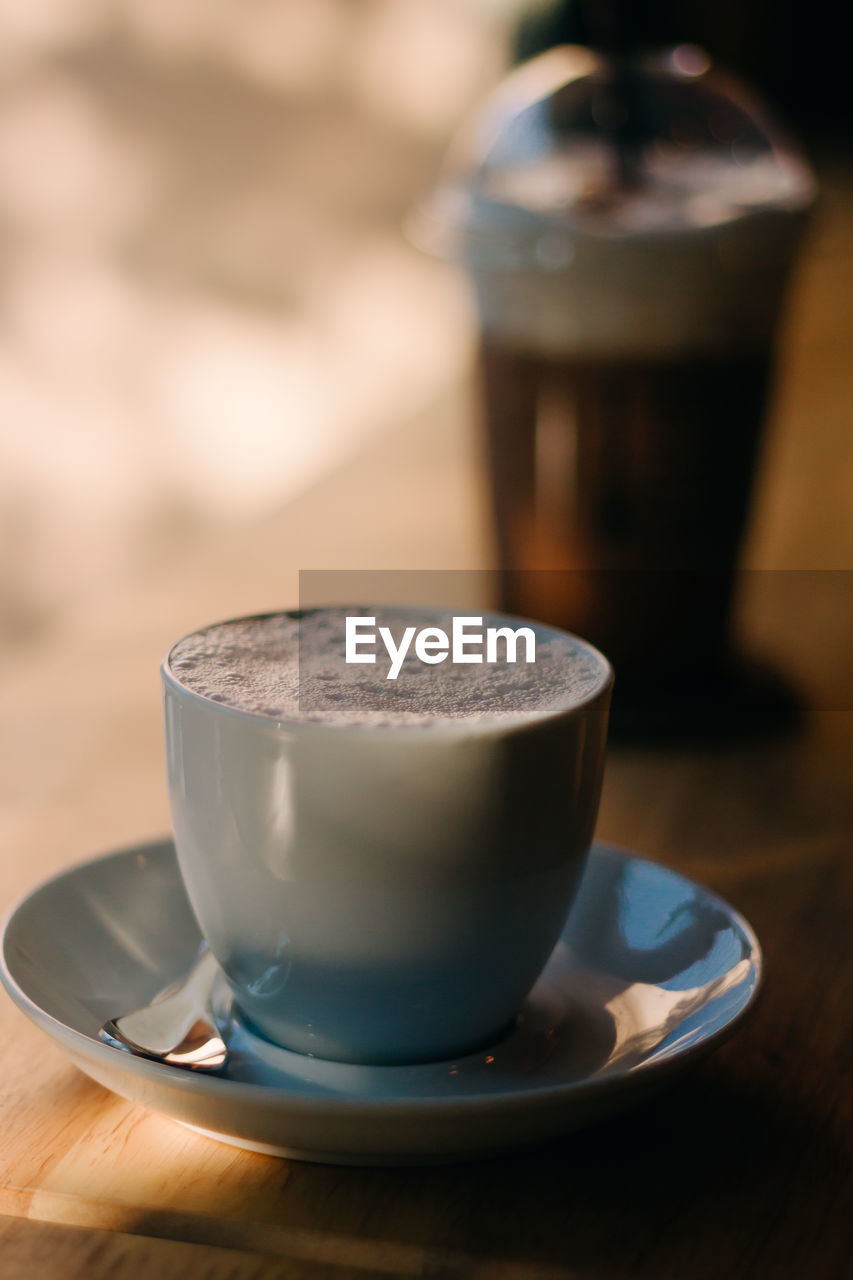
[99,944,228,1073]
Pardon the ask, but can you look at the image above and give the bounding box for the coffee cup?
[163,606,612,1064]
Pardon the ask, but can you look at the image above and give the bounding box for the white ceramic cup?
[163,607,612,1064]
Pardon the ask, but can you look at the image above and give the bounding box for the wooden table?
[2,166,852,1278]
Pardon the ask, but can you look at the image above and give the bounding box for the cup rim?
[161,606,614,738]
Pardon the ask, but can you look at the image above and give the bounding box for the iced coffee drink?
[419,46,815,732]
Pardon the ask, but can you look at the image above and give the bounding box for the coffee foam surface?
[470,204,808,358]
[167,608,607,727]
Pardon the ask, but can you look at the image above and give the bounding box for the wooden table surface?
[1,165,852,1278]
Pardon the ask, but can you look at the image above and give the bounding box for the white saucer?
[0,840,761,1165]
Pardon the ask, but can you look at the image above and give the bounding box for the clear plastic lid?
[414,45,816,269]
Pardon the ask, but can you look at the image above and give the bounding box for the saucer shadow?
[268,1059,849,1280]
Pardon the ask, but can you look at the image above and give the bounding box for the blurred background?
[0,0,508,643]
[0,0,850,715]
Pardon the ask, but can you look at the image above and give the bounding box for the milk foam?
[167,608,608,726]
[470,204,808,357]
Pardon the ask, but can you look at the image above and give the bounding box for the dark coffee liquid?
[480,340,774,692]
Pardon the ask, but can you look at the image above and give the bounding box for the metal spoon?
[99,943,227,1072]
